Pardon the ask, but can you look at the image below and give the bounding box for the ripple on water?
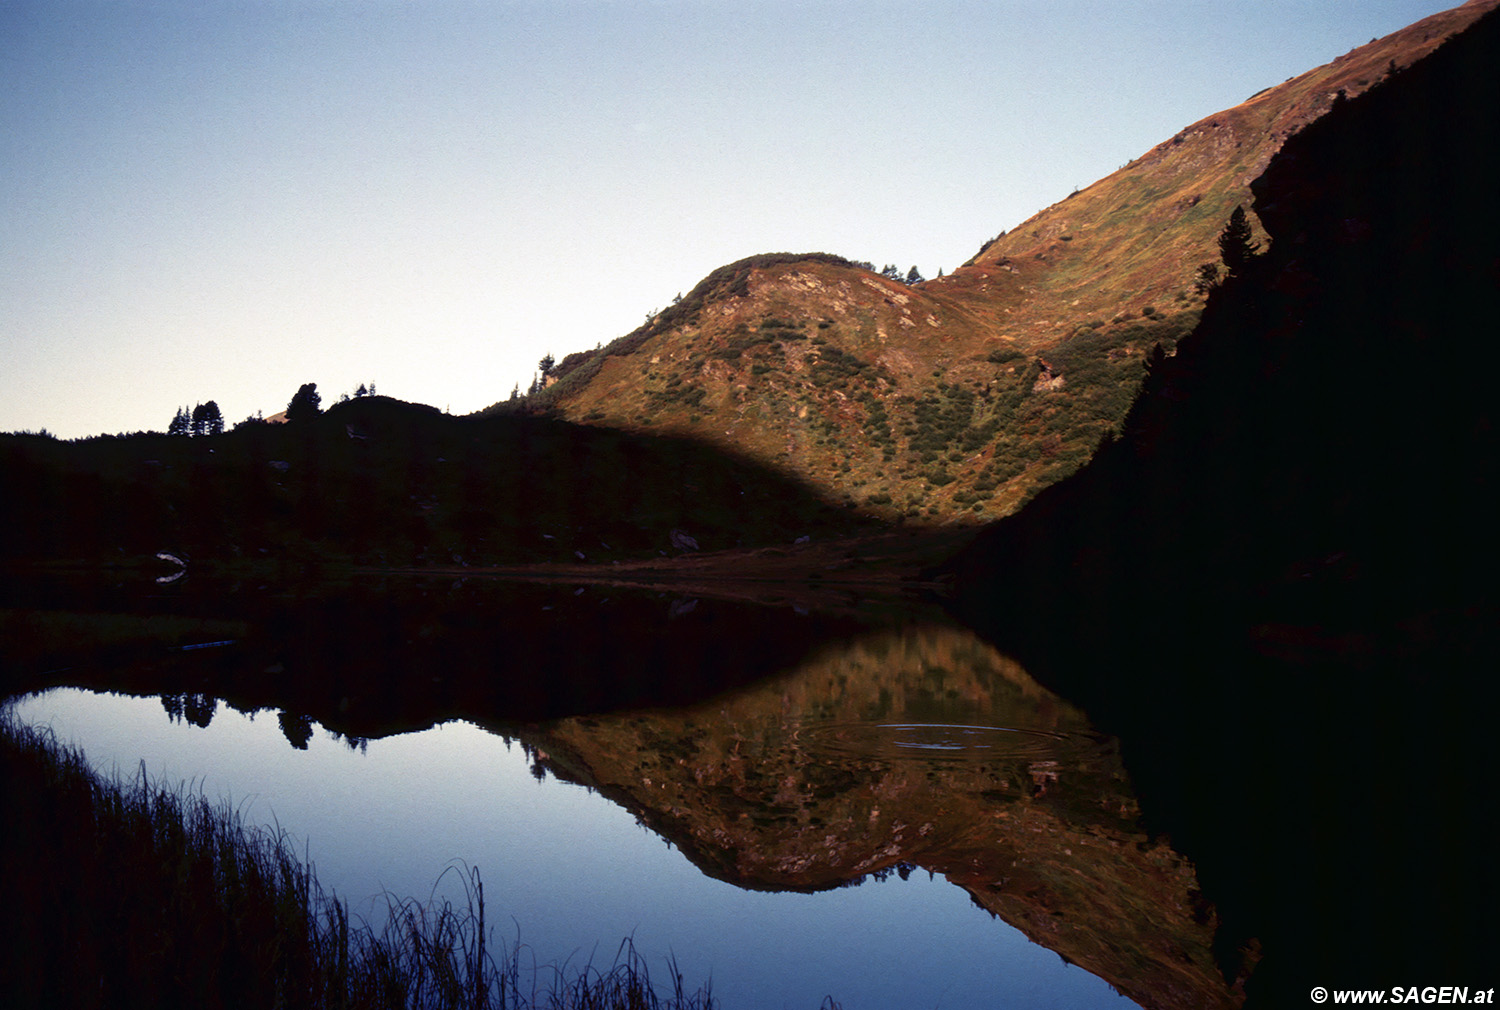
[794,720,1108,765]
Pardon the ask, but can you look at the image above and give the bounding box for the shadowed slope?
[0,395,880,567]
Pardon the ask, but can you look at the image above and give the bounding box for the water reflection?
[528,623,1241,1010]
[2,576,1241,1008]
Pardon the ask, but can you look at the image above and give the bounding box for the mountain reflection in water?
[531,622,1240,1010]
[2,576,1238,1008]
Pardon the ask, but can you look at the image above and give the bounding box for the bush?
[986,347,1026,365]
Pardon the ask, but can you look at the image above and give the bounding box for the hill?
[488,0,1497,523]
[0,395,880,567]
[940,5,1500,1002]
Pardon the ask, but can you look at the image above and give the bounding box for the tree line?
[166,381,377,435]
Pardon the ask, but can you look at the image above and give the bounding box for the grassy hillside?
[486,0,1496,523]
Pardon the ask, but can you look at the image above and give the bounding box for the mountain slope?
[941,5,1500,1000]
[487,0,1497,523]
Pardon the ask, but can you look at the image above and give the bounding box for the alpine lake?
[2,565,1242,1010]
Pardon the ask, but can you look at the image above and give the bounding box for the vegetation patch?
[0,712,720,1009]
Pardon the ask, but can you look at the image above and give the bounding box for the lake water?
[2,577,1238,1009]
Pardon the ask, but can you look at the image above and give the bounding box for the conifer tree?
[1218,205,1261,276]
[286,383,322,423]
[168,406,191,436]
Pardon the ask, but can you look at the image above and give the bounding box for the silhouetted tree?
[355,383,368,398]
[201,400,223,435]
[190,403,208,437]
[286,383,321,423]
[1218,205,1261,276]
[168,406,191,436]
[1144,341,1169,379]
[1194,262,1222,294]
[182,693,217,728]
[906,265,924,284]
[538,353,555,379]
[278,710,314,750]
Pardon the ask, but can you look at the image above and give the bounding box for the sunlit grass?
[0,709,720,1009]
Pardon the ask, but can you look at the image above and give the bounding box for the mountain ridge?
[489,0,1498,523]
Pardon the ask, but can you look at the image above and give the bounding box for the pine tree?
[286,383,322,423]
[905,265,924,285]
[190,403,208,437]
[168,406,191,436]
[201,400,223,435]
[1218,205,1261,276]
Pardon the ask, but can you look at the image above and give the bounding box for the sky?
[1,0,1461,438]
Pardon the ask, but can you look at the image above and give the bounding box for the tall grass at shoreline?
[0,710,718,1010]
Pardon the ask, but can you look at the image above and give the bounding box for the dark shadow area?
[0,395,884,567]
[1,574,913,738]
[940,13,1500,1005]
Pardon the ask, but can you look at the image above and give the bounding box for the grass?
[0,709,721,1010]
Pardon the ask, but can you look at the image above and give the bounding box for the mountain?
[489,0,1497,523]
[939,5,1500,1002]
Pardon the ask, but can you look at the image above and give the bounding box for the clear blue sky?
[1,0,1459,438]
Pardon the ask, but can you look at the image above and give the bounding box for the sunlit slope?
[487,0,1496,523]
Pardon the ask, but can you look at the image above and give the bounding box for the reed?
[0,710,719,1010]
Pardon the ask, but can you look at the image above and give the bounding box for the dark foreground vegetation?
[942,11,1500,1007]
[0,711,721,1010]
